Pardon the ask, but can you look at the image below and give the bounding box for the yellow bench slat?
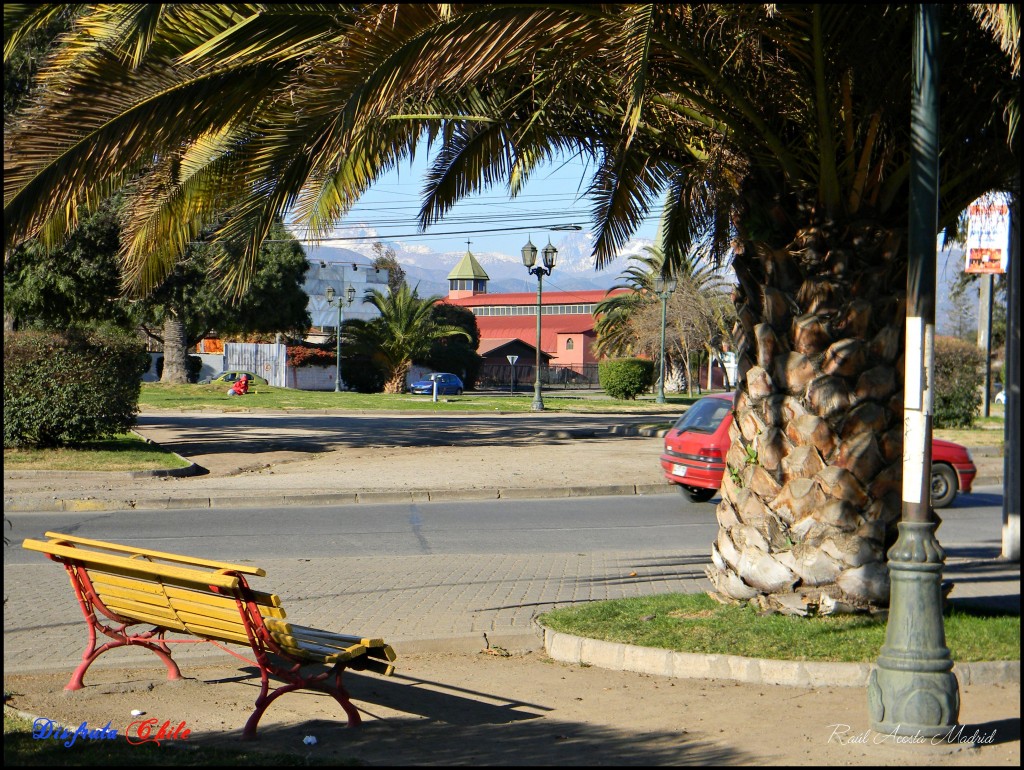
[89,579,174,609]
[100,601,188,632]
[91,589,283,646]
[41,532,266,576]
[186,626,253,646]
[262,619,389,651]
[170,597,271,625]
[88,574,285,619]
[270,633,396,663]
[92,589,175,618]
[369,644,398,662]
[23,539,240,590]
[176,611,249,639]
[271,638,368,664]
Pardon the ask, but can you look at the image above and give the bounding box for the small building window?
[565,338,575,351]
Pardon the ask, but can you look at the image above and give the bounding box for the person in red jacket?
[227,374,249,396]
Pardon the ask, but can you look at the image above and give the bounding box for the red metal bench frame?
[38,546,367,739]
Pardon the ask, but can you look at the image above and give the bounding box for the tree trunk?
[160,312,190,384]
[384,362,410,394]
[684,348,693,397]
[707,220,906,614]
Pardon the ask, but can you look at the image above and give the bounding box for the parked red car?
[660,393,977,508]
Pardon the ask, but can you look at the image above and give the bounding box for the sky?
[291,145,663,259]
[286,143,1001,338]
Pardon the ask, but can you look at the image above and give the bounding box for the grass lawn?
[2,710,342,766]
[4,433,190,472]
[538,593,1020,663]
[139,382,700,413]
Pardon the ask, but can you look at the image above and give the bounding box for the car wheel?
[931,464,958,509]
[455,388,463,396]
[681,486,716,503]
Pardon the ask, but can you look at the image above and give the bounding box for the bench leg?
[63,562,184,690]
[67,634,183,691]
[241,665,361,739]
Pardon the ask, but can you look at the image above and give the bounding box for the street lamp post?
[325,284,356,392]
[522,238,557,411]
[654,276,678,404]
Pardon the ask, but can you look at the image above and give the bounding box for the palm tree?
[593,249,664,360]
[4,4,1018,610]
[595,245,734,397]
[345,284,469,394]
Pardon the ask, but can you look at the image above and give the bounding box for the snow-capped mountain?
[301,230,655,297]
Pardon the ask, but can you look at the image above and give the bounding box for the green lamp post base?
[868,521,960,737]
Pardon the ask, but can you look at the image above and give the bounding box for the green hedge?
[933,336,984,429]
[4,328,150,447]
[599,357,655,400]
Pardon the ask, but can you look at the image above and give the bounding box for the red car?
[660,393,976,508]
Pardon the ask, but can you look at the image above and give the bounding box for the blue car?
[409,372,464,396]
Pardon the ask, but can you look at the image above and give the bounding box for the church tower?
[446,244,489,299]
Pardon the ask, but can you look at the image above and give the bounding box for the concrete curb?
[540,628,1021,688]
[4,476,1005,513]
[2,482,679,512]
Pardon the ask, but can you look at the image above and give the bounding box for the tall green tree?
[3,4,1018,610]
[344,284,470,393]
[139,221,311,382]
[5,211,311,382]
[4,194,131,332]
[425,302,482,388]
[371,241,407,296]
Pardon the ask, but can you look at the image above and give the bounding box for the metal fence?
[224,342,287,387]
[477,363,601,390]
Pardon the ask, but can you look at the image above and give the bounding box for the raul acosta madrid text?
[827,723,997,746]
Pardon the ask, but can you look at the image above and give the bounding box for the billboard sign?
[964,197,1010,274]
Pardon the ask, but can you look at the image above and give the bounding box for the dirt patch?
[5,652,1018,766]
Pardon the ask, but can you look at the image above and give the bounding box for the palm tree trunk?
[160,312,189,384]
[707,220,906,614]
[384,362,411,394]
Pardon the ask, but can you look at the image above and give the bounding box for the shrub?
[4,328,149,448]
[599,358,655,400]
[933,336,984,428]
[287,343,336,368]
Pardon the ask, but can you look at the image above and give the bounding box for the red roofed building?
[441,247,628,375]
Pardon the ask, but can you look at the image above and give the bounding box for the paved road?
[6,486,1015,677]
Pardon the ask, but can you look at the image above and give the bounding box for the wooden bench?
[22,532,396,739]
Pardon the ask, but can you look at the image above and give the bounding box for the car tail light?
[698,447,723,462]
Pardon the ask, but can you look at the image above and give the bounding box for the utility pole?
[1004,190,1020,561]
[869,4,960,738]
[978,273,993,416]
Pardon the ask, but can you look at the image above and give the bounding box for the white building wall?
[305,260,388,329]
[287,365,338,391]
